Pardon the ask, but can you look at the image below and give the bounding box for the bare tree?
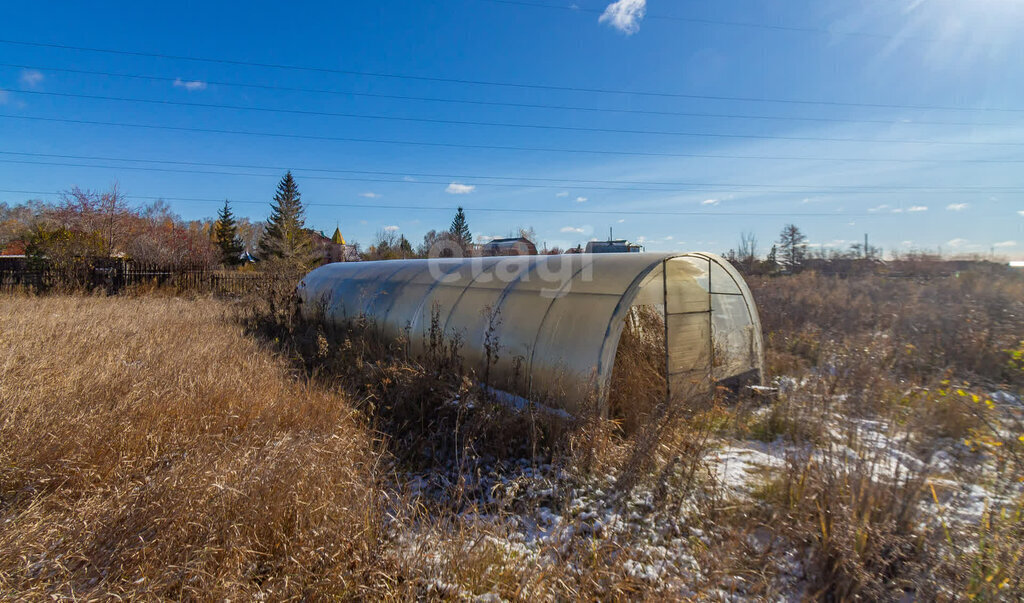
[849,241,882,260]
[419,229,459,258]
[507,225,537,243]
[737,231,758,271]
[55,185,134,255]
[0,200,45,246]
[23,186,217,268]
[366,229,407,260]
[777,224,808,271]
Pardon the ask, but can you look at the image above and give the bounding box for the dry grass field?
[0,295,392,599]
[1,268,1023,599]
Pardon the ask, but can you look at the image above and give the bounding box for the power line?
[13,89,1023,148]
[5,114,1024,164]
[0,62,1006,128]
[477,0,959,44]
[1,38,1021,113]
[0,152,1018,195]
[0,188,875,217]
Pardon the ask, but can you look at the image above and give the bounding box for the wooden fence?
[0,258,280,295]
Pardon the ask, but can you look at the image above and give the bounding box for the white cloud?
[701,198,719,206]
[636,236,648,244]
[383,225,400,232]
[20,69,43,88]
[599,0,646,35]
[946,203,969,211]
[560,226,585,233]
[359,192,381,198]
[617,219,625,223]
[173,78,207,91]
[907,205,928,212]
[994,240,1017,248]
[575,196,588,203]
[445,182,475,194]
[868,204,889,213]
[664,235,673,240]
[901,240,914,247]
[891,208,904,214]
[555,191,569,198]
[1018,210,1024,217]
[947,238,969,248]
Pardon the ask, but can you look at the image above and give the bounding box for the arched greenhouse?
[297,252,763,416]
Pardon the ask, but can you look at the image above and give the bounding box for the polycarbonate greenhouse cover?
[297,252,763,415]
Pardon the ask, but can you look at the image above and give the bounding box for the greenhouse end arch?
[297,253,764,416]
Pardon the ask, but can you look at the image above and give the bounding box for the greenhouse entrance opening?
[607,305,667,432]
[606,254,762,428]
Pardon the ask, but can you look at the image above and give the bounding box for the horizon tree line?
[9,175,989,274]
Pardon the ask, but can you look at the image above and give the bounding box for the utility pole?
[864,233,869,259]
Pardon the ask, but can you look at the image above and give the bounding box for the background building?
[585,239,644,254]
[481,237,538,256]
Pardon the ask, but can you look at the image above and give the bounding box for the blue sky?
[1,0,1022,258]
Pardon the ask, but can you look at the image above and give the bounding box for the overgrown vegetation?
[0,295,391,598]
[1,266,1022,599]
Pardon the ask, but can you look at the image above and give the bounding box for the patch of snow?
[708,440,788,494]
[990,390,1021,407]
[484,386,574,420]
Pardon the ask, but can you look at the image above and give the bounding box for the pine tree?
[215,199,244,266]
[449,206,472,252]
[398,235,413,258]
[259,172,317,268]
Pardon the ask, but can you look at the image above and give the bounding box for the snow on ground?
[390,379,1022,597]
[708,439,788,494]
[401,457,706,586]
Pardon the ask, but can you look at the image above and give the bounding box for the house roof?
[1,241,27,256]
[484,237,533,246]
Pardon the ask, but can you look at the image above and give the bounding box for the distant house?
[481,237,537,256]
[310,227,359,263]
[585,239,643,254]
[0,241,28,273]
[1,240,27,257]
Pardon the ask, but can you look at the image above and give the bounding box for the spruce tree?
[259,172,317,268]
[449,206,472,252]
[398,235,413,258]
[215,199,244,266]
